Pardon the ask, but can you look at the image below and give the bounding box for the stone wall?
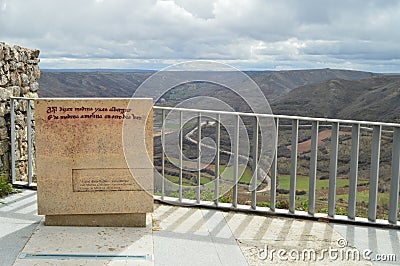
[0,42,40,180]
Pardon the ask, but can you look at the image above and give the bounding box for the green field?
[160,156,397,219]
[257,174,397,218]
[219,165,253,184]
[277,174,351,192]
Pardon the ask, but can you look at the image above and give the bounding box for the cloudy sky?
[1,0,400,72]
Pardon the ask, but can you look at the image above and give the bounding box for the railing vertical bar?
[251,116,259,210]
[308,121,319,215]
[289,119,298,214]
[196,112,201,204]
[270,118,279,212]
[179,111,183,202]
[232,114,239,208]
[389,127,400,224]
[27,99,33,186]
[368,125,381,222]
[161,109,165,200]
[348,123,360,220]
[328,122,339,217]
[10,98,16,184]
[214,114,220,206]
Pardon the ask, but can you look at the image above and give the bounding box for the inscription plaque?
[72,168,140,192]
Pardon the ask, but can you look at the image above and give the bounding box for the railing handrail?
[10,98,400,127]
[154,106,400,128]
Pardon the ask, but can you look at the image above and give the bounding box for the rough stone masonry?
[0,42,40,180]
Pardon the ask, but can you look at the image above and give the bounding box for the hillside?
[246,68,377,99]
[271,75,400,123]
[38,71,151,97]
[38,68,400,122]
[38,68,376,100]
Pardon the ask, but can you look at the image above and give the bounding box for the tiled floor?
[1,190,399,265]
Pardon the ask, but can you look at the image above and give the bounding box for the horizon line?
[40,68,400,74]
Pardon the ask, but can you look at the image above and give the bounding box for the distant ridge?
[38,68,400,122]
[41,69,156,73]
[38,69,400,122]
[38,71,151,97]
[39,68,377,99]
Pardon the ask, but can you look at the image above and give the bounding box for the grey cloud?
[0,0,399,72]
[302,40,400,61]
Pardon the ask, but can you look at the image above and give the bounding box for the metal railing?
[10,97,35,187]
[8,98,400,228]
[153,106,400,228]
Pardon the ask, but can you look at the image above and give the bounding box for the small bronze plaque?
[72,168,139,192]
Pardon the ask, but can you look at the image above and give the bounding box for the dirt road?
[293,129,352,153]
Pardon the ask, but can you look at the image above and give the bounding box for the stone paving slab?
[0,190,42,266]
[223,212,373,265]
[14,217,154,266]
[331,224,400,266]
[201,209,248,266]
[152,205,247,266]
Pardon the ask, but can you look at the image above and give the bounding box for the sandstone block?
[35,99,154,227]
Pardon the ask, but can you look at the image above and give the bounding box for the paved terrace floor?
[0,190,399,266]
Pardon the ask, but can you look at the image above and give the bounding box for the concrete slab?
[14,216,154,265]
[152,205,247,266]
[152,205,222,265]
[201,209,248,266]
[331,223,400,266]
[0,190,42,266]
[152,204,209,234]
[224,212,373,265]
[153,231,222,266]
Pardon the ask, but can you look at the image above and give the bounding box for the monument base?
[44,213,147,227]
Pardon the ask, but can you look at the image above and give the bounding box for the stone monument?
[35,98,153,227]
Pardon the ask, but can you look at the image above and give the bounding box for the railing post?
[214,114,220,206]
[179,111,183,202]
[270,118,279,212]
[27,99,33,186]
[289,119,298,214]
[368,125,381,222]
[251,116,259,210]
[196,112,201,203]
[232,114,239,208]
[308,121,319,215]
[348,124,360,220]
[328,122,339,217]
[161,109,165,200]
[10,98,16,184]
[389,127,400,224]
